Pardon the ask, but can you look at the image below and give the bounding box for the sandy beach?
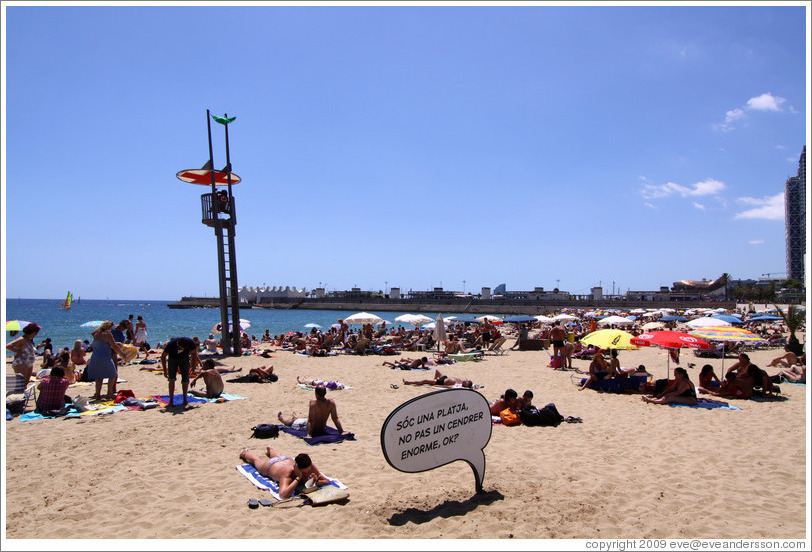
[3,332,808,544]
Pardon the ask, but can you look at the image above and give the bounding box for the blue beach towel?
[235,463,347,500]
[151,394,208,406]
[278,424,356,445]
[19,403,128,422]
[669,398,742,410]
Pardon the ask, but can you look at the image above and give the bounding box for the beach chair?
[485,337,508,356]
[347,338,371,355]
[6,373,37,414]
[321,334,335,350]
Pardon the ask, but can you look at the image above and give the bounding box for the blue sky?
[2,2,809,301]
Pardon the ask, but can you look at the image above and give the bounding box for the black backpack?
[519,403,564,427]
[251,424,279,438]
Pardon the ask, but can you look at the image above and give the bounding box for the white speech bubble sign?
[380,388,492,492]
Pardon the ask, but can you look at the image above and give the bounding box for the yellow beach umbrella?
[580,329,639,350]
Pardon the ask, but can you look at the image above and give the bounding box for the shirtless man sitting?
[239,447,330,499]
[189,359,225,399]
[402,369,473,388]
[444,336,467,354]
[489,388,519,415]
[278,385,349,436]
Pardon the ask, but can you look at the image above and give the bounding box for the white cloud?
[734,193,784,220]
[641,178,726,200]
[725,108,745,123]
[715,92,786,131]
[644,202,656,209]
[746,93,785,111]
[693,202,706,210]
[748,239,765,245]
[774,144,786,150]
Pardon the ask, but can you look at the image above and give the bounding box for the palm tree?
[774,304,805,350]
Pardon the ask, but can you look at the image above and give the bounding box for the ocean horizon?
[4,298,453,353]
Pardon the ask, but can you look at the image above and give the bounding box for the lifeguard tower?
[176,110,242,355]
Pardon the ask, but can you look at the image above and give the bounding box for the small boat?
[61,291,72,310]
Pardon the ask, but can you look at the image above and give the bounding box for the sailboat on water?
[61,291,72,310]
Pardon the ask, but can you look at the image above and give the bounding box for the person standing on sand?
[134,315,148,354]
[278,385,350,436]
[549,322,568,365]
[125,314,135,344]
[7,323,41,386]
[160,337,200,408]
[86,321,126,400]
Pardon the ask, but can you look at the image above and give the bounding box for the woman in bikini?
[697,364,721,392]
[579,351,609,390]
[642,367,697,405]
[239,447,330,499]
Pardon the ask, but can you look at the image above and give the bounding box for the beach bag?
[499,408,521,426]
[251,424,279,438]
[79,366,89,382]
[549,355,562,368]
[305,485,349,505]
[521,404,564,427]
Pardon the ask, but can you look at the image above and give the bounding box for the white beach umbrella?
[344,312,383,325]
[684,316,732,329]
[476,315,503,323]
[597,315,634,326]
[642,321,666,331]
[552,313,578,321]
[535,315,555,323]
[395,314,420,323]
[433,313,448,351]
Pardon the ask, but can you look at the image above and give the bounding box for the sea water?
[4,298,445,353]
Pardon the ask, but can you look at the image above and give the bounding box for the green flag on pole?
[212,114,236,125]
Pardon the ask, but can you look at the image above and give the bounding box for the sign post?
[380,388,492,493]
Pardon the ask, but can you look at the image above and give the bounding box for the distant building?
[785,146,806,283]
[240,285,307,303]
[493,283,506,295]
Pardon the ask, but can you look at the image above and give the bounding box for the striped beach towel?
[235,463,347,501]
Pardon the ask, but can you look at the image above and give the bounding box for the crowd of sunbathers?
[247,319,509,358]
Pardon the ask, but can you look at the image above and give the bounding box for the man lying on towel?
[278,385,351,437]
[402,369,473,388]
[240,447,330,499]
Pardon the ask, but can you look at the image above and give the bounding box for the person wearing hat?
[202,334,219,354]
